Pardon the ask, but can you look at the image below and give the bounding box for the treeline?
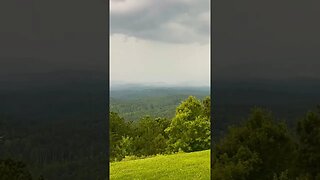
[213,108,320,180]
[110,87,209,122]
[0,117,107,179]
[110,96,211,161]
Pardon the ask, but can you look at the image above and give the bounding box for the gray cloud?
[110,0,210,44]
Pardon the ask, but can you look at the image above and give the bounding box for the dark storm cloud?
[110,0,210,43]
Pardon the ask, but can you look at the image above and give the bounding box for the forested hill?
[213,78,320,138]
[110,85,210,121]
[0,71,107,179]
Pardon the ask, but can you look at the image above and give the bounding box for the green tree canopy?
[109,112,132,161]
[297,108,320,178]
[213,108,296,180]
[166,96,211,152]
[132,116,170,156]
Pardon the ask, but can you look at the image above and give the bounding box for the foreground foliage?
[166,96,211,152]
[0,159,33,180]
[296,108,320,179]
[213,107,320,180]
[109,96,211,161]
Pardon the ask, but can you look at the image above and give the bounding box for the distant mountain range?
[110,84,210,121]
[110,81,210,90]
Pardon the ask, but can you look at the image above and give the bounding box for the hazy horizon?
[110,80,210,89]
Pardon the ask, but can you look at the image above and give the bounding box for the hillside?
[110,86,210,121]
[213,79,320,138]
[110,150,210,180]
[0,72,107,179]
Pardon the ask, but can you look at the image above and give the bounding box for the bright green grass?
[110,150,210,180]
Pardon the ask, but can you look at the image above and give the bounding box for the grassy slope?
[110,150,210,180]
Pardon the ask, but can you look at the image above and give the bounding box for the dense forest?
[110,83,320,179]
[0,74,107,180]
[111,94,320,179]
[110,86,209,121]
[0,116,107,179]
[0,84,208,179]
[2,81,320,179]
[110,96,211,161]
[213,107,320,179]
[213,80,320,179]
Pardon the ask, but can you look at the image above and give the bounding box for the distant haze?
[110,0,210,86]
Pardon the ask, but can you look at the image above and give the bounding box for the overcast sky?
[110,0,210,86]
[212,0,320,81]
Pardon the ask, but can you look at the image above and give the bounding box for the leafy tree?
[212,146,262,180]
[132,116,170,156]
[202,96,211,118]
[118,136,134,157]
[109,112,132,161]
[213,108,296,180]
[166,96,210,152]
[296,108,320,178]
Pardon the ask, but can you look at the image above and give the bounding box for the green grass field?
[110,150,210,180]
